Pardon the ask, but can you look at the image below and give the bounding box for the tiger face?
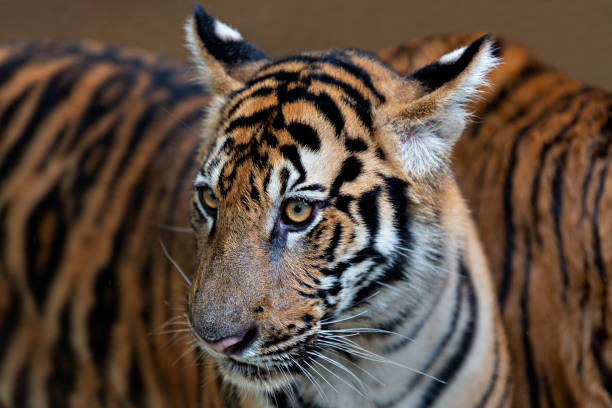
[185,5,497,392]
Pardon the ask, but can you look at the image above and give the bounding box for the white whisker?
[155,223,193,233]
[158,237,192,287]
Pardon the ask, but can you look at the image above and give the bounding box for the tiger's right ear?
[185,4,269,94]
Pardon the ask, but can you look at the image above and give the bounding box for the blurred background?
[1,0,610,89]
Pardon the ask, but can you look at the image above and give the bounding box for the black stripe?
[358,187,381,239]
[284,87,344,135]
[542,375,557,408]
[324,223,343,261]
[305,73,374,131]
[225,107,274,134]
[227,86,275,118]
[25,182,67,309]
[330,156,362,197]
[287,122,320,151]
[382,274,465,407]
[0,46,35,88]
[499,89,589,309]
[417,260,478,408]
[530,99,588,302]
[344,136,368,152]
[475,335,501,408]
[67,71,135,150]
[520,235,540,408]
[263,167,272,196]
[47,306,76,406]
[0,280,21,365]
[467,63,545,139]
[260,53,385,103]
[591,162,612,394]
[244,70,300,89]
[0,66,79,185]
[279,167,290,196]
[279,145,307,187]
[496,373,513,408]
[0,84,34,132]
[550,147,571,301]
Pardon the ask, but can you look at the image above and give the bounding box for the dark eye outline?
[195,186,218,218]
[279,199,321,230]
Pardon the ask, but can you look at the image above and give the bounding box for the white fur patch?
[214,19,243,41]
[438,45,467,64]
[184,17,212,84]
[394,39,500,178]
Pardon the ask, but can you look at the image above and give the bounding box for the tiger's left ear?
[380,35,499,177]
[185,4,269,94]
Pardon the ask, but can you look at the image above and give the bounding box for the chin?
[216,356,296,392]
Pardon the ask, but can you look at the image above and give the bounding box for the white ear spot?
[214,20,243,41]
[438,45,467,64]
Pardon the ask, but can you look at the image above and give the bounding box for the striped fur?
[1,18,608,408]
[0,41,222,407]
[379,33,612,407]
[183,6,510,408]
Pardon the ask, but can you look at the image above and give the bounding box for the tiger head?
[184,5,497,391]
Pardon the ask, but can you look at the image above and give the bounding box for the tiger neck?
[258,203,510,407]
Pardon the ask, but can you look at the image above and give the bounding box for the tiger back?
[0,41,221,407]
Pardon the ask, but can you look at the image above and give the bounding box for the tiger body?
[380,33,612,406]
[0,41,221,407]
[0,10,609,408]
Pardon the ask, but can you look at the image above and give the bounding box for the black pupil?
[293,203,303,214]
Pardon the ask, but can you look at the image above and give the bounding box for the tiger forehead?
[220,51,390,139]
[198,52,398,200]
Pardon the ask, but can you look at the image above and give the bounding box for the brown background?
[1,0,611,89]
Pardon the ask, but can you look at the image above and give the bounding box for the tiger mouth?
[217,355,305,391]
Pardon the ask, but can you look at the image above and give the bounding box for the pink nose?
[204,335,244,354]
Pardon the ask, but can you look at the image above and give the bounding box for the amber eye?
[198,187,218,212]
[283,199,313,224]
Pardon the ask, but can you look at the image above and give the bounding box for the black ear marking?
[409,34,491,92]
[193,4,267,65]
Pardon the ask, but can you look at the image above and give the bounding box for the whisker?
[310,357,366,398]
[327,349,384,386]
[155,223,193,233]
[173,343,197,366]
[320,310,369,325]
[320,336,446,384]
[320,327,414,342]
[301,358,330,400]
[158,237,192,287]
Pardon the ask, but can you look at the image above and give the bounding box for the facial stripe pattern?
[185,6,511,408]
[380,32,612,407]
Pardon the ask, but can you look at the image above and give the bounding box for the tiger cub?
[184,5,511,407]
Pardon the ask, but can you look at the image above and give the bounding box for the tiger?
[0,41,223,407]
[378,33,612,407]
[1,7,608,408]
[1,5,514,408]
[181,5,511,407]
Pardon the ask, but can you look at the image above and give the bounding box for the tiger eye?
[284,200,313,224]
[200,187,218,210]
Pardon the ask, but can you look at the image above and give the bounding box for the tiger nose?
[195,324,259,355]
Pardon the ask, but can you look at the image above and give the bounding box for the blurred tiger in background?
[0,9,610,408]
[379,33,612,407]
[0,41,222,407]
